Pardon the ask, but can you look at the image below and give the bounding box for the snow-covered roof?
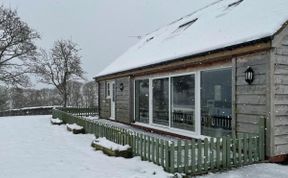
[96,0,288,78]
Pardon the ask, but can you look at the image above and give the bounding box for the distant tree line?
[0,81,98,111]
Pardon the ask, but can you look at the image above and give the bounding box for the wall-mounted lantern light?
[119,83,124,91]
[245,66,254,85]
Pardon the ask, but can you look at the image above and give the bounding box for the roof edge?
[94,36,272,81]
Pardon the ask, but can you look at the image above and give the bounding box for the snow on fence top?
[96,0,288,77]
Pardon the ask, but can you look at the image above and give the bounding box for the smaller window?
[106,82,111,98]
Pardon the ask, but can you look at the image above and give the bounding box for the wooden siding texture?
[99,81,111,119]
[235,51,270,136]
[273,29,288,156]
[115,77,131,124]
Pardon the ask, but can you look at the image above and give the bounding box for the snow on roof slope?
[96,0,288,77]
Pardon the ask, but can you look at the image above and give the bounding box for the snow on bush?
[50,118,63,125]
[66,123,83,130]
[93,137,131,151]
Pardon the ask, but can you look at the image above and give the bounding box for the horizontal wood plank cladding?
[274,75,288,85]
[275,144,288,155]
[275,135,288,145]
[237,114,260,124]
[274,125,288,136]
[275,105,288,116]
[99,81,111,119]
[236,64,267,76]
[95,41,271,81]
[275,85,288,95]
[237,122,259,134]
[236,74,266,86]
[275,55,288,65]
[236,95,266,105]
[275,116,288,126]
[275,47,288,56]
[274,64,288,75]
[115,77,131,124]
[236,85,267,95]
[272,30,288,156]
[236,104,267,115]
[235,51,269,135]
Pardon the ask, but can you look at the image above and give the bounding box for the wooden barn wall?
[272,25,288,156]
[99,81,111,119]
[115,77,131,124]
[235,51,271,155]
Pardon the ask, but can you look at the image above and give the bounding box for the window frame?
[133,66,232,137]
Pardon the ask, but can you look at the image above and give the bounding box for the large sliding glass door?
[152,78,169,126]
[201,68,232,137]
[134,67,232,137]
[171,74,195,131]
[135,79,149,124]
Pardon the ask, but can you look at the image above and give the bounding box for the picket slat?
[204,138,209,172]
[191,140,196,174]
[216,137,221,170]
[226,136,231,168]
[156,139,160,165]
[184,140,189,173]
[210,138,215,170]
[177,140,181,173]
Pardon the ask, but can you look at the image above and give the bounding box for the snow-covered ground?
[0,115,287,178]
[0,115,170,178]
[199,163,288,178]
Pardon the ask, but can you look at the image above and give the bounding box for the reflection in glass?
[201,68,232,137]
[171,75,195,131]
[135,80,149,123]
[152,78,169,126]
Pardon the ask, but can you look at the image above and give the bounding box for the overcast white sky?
[2,0,210,84]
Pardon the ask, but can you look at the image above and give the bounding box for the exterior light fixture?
[119,83,124,91]
[245,66,254,85]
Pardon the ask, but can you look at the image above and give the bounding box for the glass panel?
[135,80,149,123]
[107,83,110,97]
[171,75,195,131]
[201,68,232,137]
[152,78,169,126]
[112,83,115,102]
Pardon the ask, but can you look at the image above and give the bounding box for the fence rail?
[52,108,265,175]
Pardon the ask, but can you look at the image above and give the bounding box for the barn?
[94,0,288,161]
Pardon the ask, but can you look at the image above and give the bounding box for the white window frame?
[133,66,232,138]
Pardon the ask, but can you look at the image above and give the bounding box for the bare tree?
[33,40,85,107]
[67,80,83,107]
[0,85,9,110]
[82,81,98,107]
[0,5,40,86]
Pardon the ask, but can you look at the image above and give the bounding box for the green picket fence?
[52,109,265,175]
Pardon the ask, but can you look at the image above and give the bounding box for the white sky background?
[2,0,210,87]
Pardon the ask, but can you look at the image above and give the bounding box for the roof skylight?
[228,0,244,8]
[146,37,154,42]
[173,18,198,33]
